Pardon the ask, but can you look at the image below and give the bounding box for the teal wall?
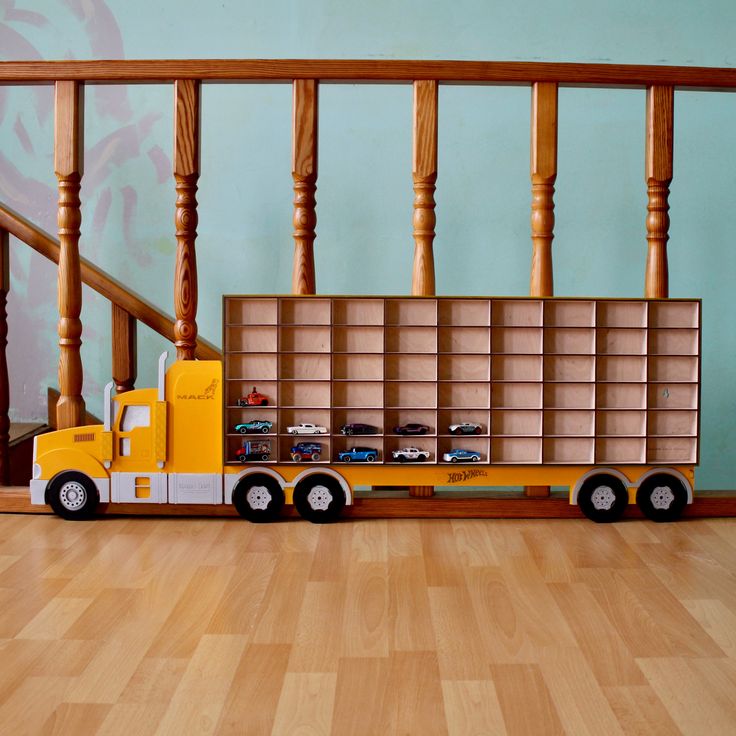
[1,1,735,488]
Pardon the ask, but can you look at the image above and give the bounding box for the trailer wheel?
[636,473,688,522]
[232,473,284,523]
[293,474,346,524]
[577,473,628,523]
[47,471,99,520]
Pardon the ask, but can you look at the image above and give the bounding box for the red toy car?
[237,386,268,406]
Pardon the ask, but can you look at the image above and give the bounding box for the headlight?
[33,463,42,480]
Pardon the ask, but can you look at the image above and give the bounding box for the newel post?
[54,80,86,429]
[173,79,200,360]
[645,85,673,298]
[112,304,137,393]
[292,79,318,295]
[0,228,9,484]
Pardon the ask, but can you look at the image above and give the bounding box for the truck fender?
[570,467,631,505]
[34,448,110,504]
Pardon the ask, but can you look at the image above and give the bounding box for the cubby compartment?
[332,381,384,408]
[333,353,383,381]
[596,383,646,409]
[332,298,384,325]
[596,410,646,437]
[648,410,697,437]
[280,325,330,353]
[543,409,594,436]
[438,354,489,381]
[492,355,542,382]
[438,409,490,436]
[385,381,436,409]
[226,297,278,325]
[332,436,384,463]
[648,355,698,383]
[279,298,331,325]
[544,437,594,464]
[438,299,490,326]
[386,326,437,353]
[597,355,646,383]
[491,299,542,327]
[226,353,278,381]
[386,354,437,381]
[280,436,331,463]
[333,409,384,435]
[384,409,436,435]
[491,437,542,464]
[647,437,697,464]
[279,353,330,381]
[596,328,646,355]
[438,326,490,354]
[332,326,384,353]
[226,435,276,464]
[544,327,595,355]
[544,300,595,327]
[492,383,542,409]
[438,382,490,409]
[279,381,331,408]
[648,383,698,410]
[648,329,698,356]
[385,436,437,463]
[544,355,595,382]
[649,300,699,329]
[597,301,647,328]
[491,409,541,437]
[492,327,542,354]
[226,325,277,353]
[279,408,331,434]
[544,383,594,409]
[386,298,437,326]
[596,437,646,464]
[438,436,488,463]
[226,380,277,408]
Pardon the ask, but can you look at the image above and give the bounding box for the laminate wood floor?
[1,514,735,735]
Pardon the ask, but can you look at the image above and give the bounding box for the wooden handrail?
[0,202,220,361]
[1,59,736,89]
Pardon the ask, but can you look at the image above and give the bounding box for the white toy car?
[448,422,482,435]
[392,447,430,463]
[287,422,328,435]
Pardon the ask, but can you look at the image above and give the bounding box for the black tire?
[577,473,629,523]
[367,454,376,462]
[290,429,298,435]
[311,452,321,461]
[260,399,268,406]
[261,426,269,434]
[471,455,479,462]
[238,426,247,434]
[293,474,346,523]
[451,456,458,463]
[237,454,247,463]
[47,471,99,520]
[346,428,353,435]
[418,454,426,462]
[232,473,284,523]
[474,426,481,435]
[343,455,352,463]
[636,473,688,522]
[237,400,245,407]
[398,455,407,463]
[453,428,461,435]
[291,453,302,462]
[261,454,269,461]
[420,428,428,435]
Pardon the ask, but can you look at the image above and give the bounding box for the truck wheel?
[293,474,346,524]
[47,471,99,520]
[291,453,302,462]
[260,399,268,406]
[578,473,628,523]
[237,454,247,463]
[261,426,269,433]
[636,473,688,522]
[343,455,352,462]
[311,452,321,461]
[367,454,376,462]
[472,455,479,462]
[232,473,284,523]
[238,426,247,434]
[451,456,458,463]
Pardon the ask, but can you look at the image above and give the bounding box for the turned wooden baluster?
[0,228,8,484]
[412,80,438,297]
[527,82,558,499]
[292,79,318,295]
[645,85,673,298]
[411,79,438,498]
[173,79,200,360]
[55,80,86,429]
[112,304,137,393]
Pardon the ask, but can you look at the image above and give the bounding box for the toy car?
[237,387,268,406]
[234,419,273,434]
[340,422,379,435]
[338,446,378,462]
[393,423,430,435]
[287,423,328,435]
[291,442,322,461]
[392,447,430,462]
[236,440,271,462]
[443,448,481,463]
[448,422,482,435]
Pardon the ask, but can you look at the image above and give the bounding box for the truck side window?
[120,405,151,432]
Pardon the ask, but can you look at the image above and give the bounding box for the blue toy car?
[338,446,378,463]
[291,442,322,462]
[443,449,481,463]
[235,419,273,434]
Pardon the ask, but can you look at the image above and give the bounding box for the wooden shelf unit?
[223,296,700,469]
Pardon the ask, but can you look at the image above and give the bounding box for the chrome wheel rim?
[59,481,87,511]
[306,485,332,511]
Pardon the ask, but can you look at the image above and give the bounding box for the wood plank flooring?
[1,514,735,734]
